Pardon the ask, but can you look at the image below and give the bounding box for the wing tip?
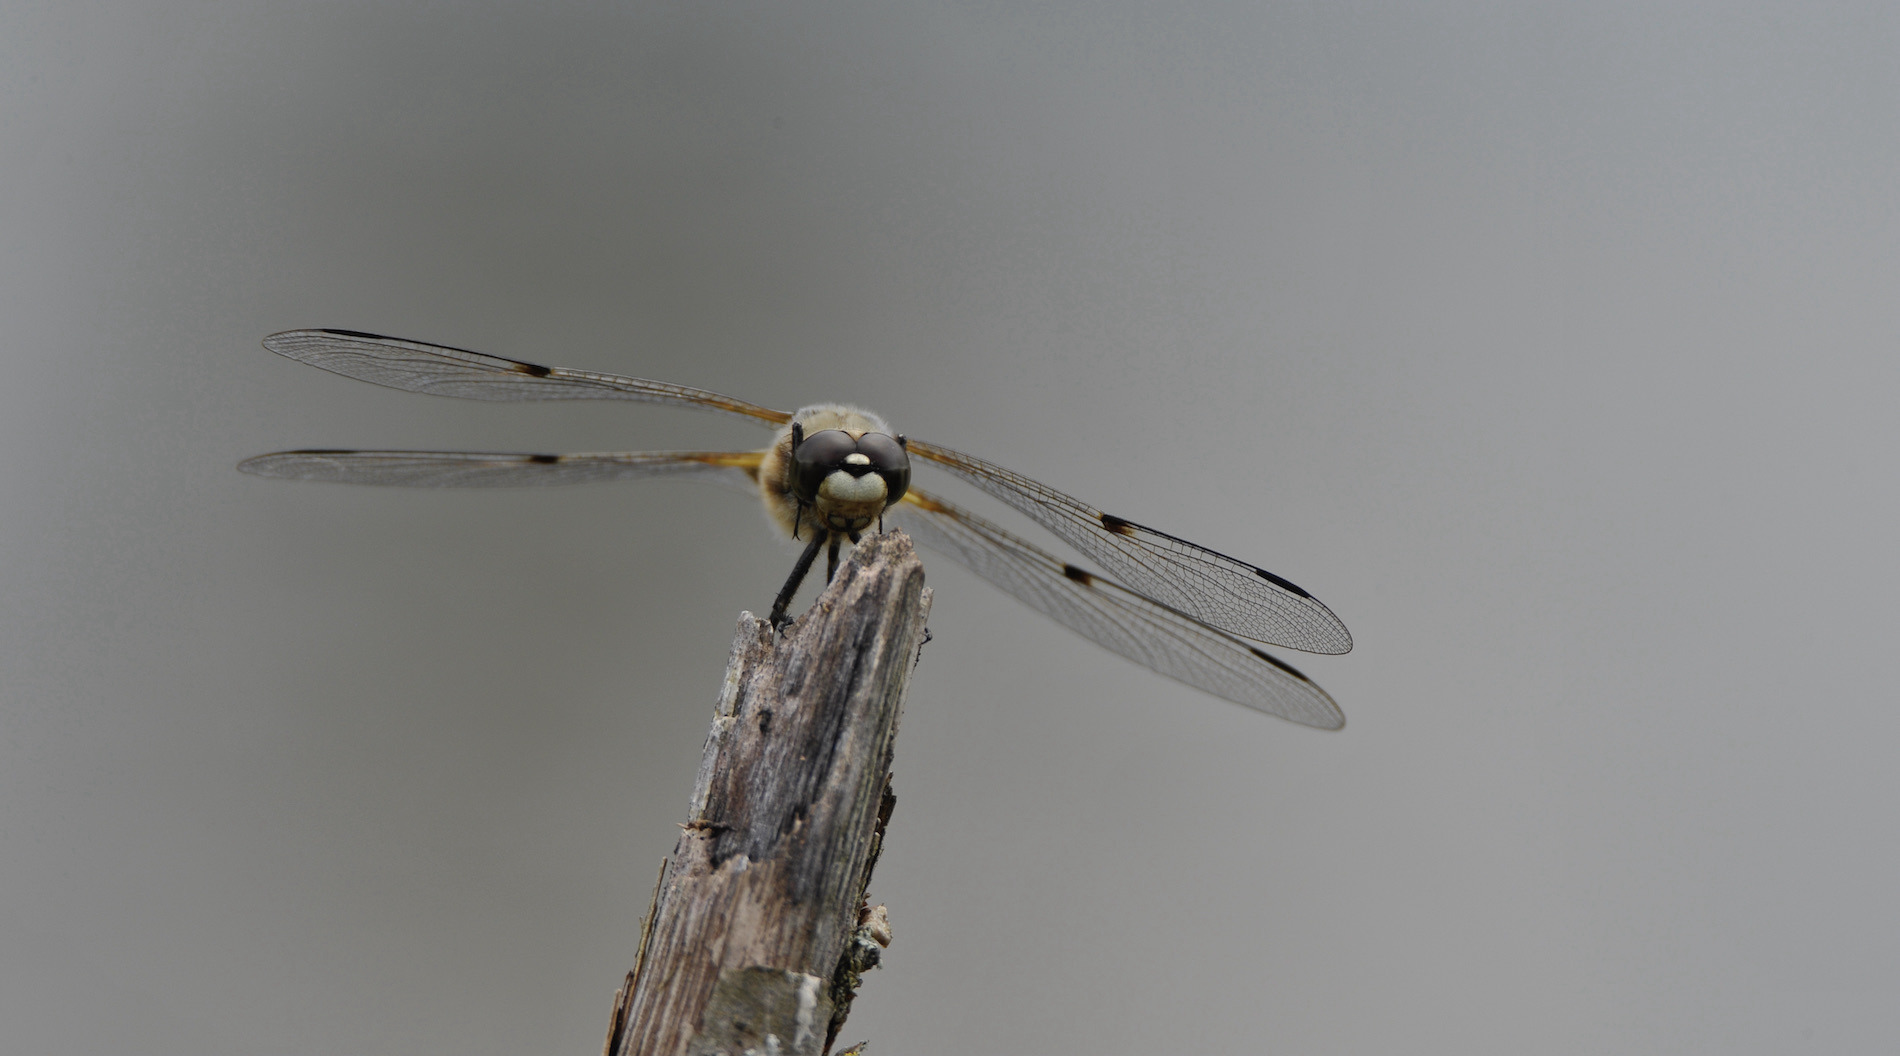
[262,328,378,359]
[261,330,307,355]
[1242,644,1347,729]
[235,452,292,478]
[1288,607,1354,656]
[265,327,391,343]
[261,328,422,355]
[237,449,357,479]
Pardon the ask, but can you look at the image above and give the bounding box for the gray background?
[4,2,1895,1053]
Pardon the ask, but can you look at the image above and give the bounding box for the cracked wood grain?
[606,531,930,1056]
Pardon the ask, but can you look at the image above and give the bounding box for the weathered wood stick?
[605,531,930,1056]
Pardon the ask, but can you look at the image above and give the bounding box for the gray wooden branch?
[604,531,931,1056]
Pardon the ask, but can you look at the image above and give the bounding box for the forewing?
[892,488,1344,729]
[263,330,793,426]
[238,449,763,490]
[905,439,1352,655]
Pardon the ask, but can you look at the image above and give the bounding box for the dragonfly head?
[791,424,910,531]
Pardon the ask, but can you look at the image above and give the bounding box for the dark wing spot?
[1062,564,1095,585]
[1248,646,1312,682]
[318,329,544,368]
[1253,567,1313,599]
[527,453,560,464]
[1099,510,1318,600]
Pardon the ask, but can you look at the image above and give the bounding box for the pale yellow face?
[756,403,902,539]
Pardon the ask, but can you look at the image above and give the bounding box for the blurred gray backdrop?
[4,3,1895,1053]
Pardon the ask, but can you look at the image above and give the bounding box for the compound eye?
[855,432,911,506]
[792,429,858,502]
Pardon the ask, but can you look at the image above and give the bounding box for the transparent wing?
[891,488,1344,729]
[262,330,793,426]
[905,440,1352,655]
[252,331,1348,656]
[238,449,764,490]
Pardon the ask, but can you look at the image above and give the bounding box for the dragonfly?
[239,330,1353,728]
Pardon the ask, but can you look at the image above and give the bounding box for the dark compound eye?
[855,432,910,506]
[790,428,911,506]
[792,429,859,502]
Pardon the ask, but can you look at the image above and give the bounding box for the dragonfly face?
[761,407,911,539]
[239,329,1353,728]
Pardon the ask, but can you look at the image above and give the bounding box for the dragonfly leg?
[825,536,842,584]
[770,530,829,630]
